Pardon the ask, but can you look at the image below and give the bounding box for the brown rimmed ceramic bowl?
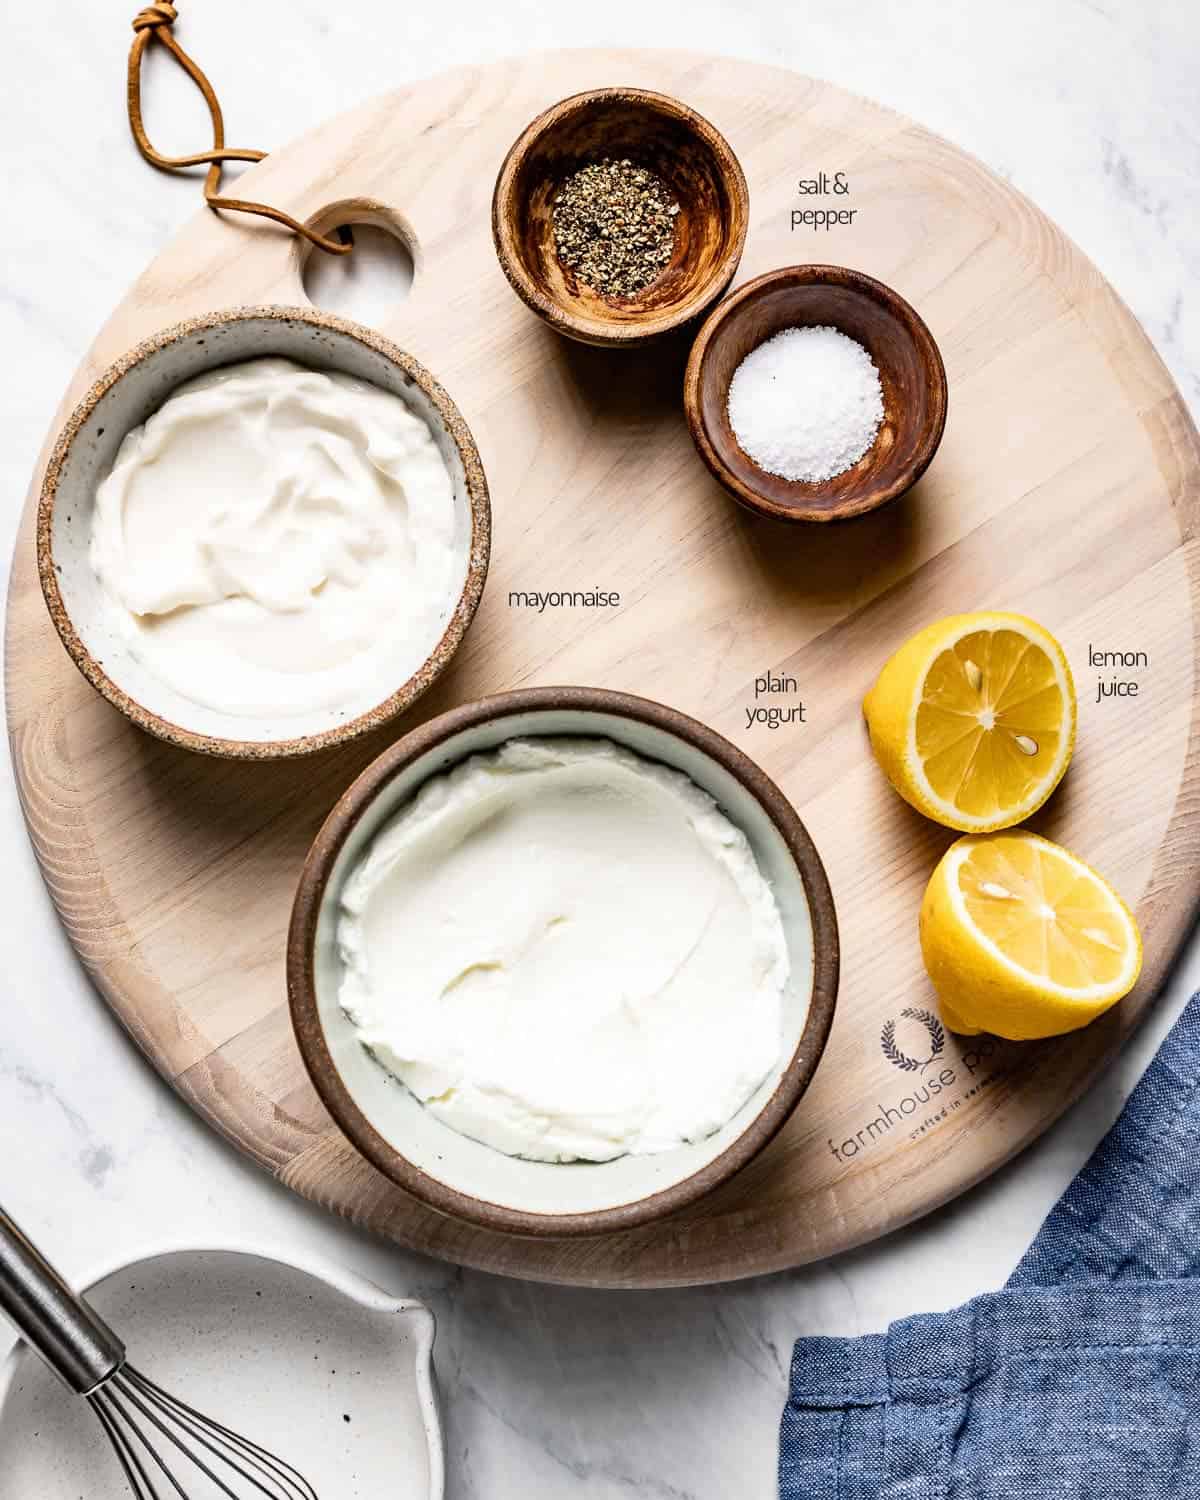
[288,686,839,1239]
[492,88,750,348]
[685,265,948,522]
[37,305,491,759]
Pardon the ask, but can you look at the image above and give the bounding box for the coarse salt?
[727,325,884,483]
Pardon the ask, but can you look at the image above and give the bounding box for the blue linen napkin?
[780,996,1200,1499]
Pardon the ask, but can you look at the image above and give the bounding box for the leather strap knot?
[126,3,350,255]
[132,4,177,32]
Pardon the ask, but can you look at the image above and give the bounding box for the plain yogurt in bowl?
[336,736,792,1164]
[38,306,490,758]
[288,687,840,1238]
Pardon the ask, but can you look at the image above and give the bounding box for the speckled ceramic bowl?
[37,306,491,759]
[0,1244,442,1500]
[288,686,839,1238]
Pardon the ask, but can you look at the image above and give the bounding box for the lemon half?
[920,831,1142,1040]
[864,612,1076,832]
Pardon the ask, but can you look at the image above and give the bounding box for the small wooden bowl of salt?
[684,265,947,523]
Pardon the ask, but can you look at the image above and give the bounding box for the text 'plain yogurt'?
[337,738,793,1163]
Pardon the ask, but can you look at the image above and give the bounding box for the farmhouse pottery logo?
[825,1011,1006,1165]
[880,1007,945,1072]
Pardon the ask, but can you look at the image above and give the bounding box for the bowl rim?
[684,263,949,523]
[36,303,492,760]
[287,684,840,1239]
[491,86,750,347]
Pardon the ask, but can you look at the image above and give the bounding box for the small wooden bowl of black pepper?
[492,88,750,348]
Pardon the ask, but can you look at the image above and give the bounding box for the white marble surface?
[1,3,1198,1496]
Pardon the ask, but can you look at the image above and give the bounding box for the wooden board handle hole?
[300,200,417,326]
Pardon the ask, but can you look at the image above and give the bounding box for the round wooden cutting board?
[7,51,1200,1287]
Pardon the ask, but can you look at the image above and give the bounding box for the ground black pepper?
[552,158,679,298]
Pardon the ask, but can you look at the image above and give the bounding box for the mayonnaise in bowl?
[89,356,465,722]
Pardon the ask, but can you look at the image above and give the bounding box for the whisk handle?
[0,1204,125,1395]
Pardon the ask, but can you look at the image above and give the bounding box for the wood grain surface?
[6,50,1200,1287]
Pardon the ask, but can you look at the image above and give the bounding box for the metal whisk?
[0,1205,319,1498]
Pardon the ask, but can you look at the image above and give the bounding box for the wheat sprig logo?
[881,1007,946,1073]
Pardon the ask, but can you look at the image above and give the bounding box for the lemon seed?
[1013,734,1039,755]
[964,660,983,693]
[1082,927,1121,951]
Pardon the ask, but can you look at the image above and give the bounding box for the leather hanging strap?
[128,4,351,255]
